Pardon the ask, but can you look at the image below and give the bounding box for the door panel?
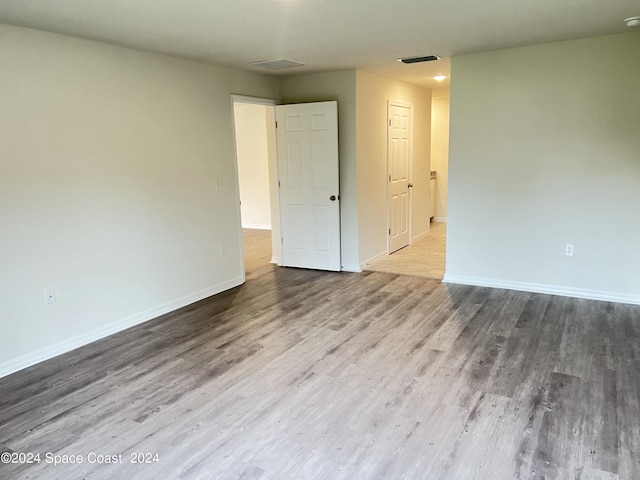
[388,103,412,253]
[286,143,304,188]
[276,101,340,271]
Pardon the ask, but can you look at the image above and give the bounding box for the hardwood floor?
[364,221,446,279]
[242,228,274,280]
[1,245,639,479]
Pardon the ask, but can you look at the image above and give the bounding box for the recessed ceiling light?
[398,55,441,64]
[625,16,640,27]
[434,75,447,81]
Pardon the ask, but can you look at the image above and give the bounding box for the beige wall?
[446,32,640,303]
[356,70,432,266]
[234,103,271,229]
[8,22,637,379]
[0,24,280,375]
[281,71,360,271]
[431,97,449,220]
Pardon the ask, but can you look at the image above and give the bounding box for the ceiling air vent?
[398,55,441,64]
[249,59,305,70]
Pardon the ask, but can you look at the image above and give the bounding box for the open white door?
[388,102,412,253]
[276,101,341,271]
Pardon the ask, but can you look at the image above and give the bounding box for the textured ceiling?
[1,0,639,96]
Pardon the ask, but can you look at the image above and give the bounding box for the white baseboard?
[412,230,430,243]
[433,217,447,223]
[360,251,388,270]
[242,223,272,230]
[0,276,244,379]
[270,256,279,265]
[442,274,640,306]
[341,263,362,273]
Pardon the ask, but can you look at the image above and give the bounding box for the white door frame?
[387,100,414,254]
[230,95,280,283]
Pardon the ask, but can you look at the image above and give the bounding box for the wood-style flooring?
[1,235,639,479]
[242,228,274,280]
[365,221,446,279]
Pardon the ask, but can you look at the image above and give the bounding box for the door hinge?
[275,121,278,128]
[389,228,391,235]
[278,180,281,188]
[389,175,391,182]
[281,237,283,244]
[389,119,391,126]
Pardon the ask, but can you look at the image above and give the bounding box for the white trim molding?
[433,217,448,223]
[412,230,430,243]
[360,251,388,270]
[443,274,640,306]
[0,277,244,379]
[230,94,278,106]
[342,263,363,273]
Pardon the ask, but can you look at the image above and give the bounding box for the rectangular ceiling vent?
[398,55,441,64]
[249,59,305,70]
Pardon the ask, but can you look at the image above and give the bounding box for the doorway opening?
[231,95,279,281]
[365,96,450,280]
[427,94,450,276]
[231,97,343,279]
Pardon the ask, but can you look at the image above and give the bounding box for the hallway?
[242,229,274,280]
[364,222,446,279]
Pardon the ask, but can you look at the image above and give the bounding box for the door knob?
[329,195,337,201]
[407,183,414,188]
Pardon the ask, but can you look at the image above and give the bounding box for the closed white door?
[388,102,412,253]
[276,101,341,271]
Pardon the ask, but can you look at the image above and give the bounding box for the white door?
[276,101,341,271]
[388,102,412,253]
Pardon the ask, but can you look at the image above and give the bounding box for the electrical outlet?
[216,178,222,191]
[565,243,574,257]
[45,288,56,304]
[220,244,226,256]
